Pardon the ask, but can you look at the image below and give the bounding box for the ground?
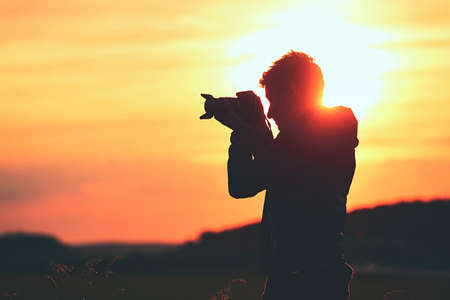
[1,272,450,300]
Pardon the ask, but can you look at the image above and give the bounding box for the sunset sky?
[1,0,450,244]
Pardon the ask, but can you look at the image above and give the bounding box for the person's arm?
[227,128,273,198]
[206,90,273,198]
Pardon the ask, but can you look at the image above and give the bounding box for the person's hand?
[230,91,273,154]
[235,91,266,124]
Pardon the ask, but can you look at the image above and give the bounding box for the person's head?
[259,50,324,129]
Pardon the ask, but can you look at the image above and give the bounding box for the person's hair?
[259,50,324,105]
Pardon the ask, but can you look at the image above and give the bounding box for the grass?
[1,271,449,300]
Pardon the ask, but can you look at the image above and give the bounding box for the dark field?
[1,272,450,300]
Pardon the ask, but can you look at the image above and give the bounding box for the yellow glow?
[228,4,397,119]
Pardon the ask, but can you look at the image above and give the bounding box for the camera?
[199,91,267,130]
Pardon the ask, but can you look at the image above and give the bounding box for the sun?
[227,4,396,120]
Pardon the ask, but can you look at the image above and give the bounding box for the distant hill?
[164,199,450,272]
[0,232,73,274]
[73,242,179,257]
[344,199,450,268]
[1,199,449,274]
[0,233,180,274]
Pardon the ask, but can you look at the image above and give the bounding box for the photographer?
[203,51,358,300]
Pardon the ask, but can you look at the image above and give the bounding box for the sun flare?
[228,5,396,119]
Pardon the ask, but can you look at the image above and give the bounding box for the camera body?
[200,91,267,126]
[199,94,238,120]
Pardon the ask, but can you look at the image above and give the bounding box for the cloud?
[375,39,450,49]
[345,0,450,27]
[0,164,88,203]
[0,158,264,243]
[1,0,281,45]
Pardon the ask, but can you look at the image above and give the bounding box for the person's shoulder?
[318,105,359,147]
[321,105,357,125]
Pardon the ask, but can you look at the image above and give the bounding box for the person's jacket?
[227,106,359,273]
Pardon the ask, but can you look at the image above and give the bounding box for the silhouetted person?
[202,51,358,299]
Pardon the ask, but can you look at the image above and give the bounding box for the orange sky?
[1,0,450,244]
